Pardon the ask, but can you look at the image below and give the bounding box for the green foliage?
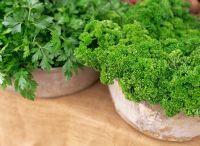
[0,0,129,99]
[75,0,200,117]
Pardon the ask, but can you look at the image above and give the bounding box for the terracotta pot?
[124,0,137,4]
[8,67,98,98]
[109,81,200,142]
[190,0,200,14]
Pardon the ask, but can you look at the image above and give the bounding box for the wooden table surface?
[0,82,200,146]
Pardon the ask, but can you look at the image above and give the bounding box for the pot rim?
[112,80,200,118]
[34,67,62,73]
[34,66,87,73]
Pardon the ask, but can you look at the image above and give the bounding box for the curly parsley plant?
[75,0,200,117]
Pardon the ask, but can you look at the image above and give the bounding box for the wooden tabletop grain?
[0,82,199,146]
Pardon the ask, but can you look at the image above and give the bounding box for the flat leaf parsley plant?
[0,0,129,99]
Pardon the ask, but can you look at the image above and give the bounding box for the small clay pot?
[190,0,200,14]
[8,67,98,98]
[109,81,200,142]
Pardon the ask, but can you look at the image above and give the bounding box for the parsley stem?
[60,36,66,41]
[35,42,42,49]
[28,8,32,21]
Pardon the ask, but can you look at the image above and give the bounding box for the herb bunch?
[75,0,200,117]
[0,0,129,99]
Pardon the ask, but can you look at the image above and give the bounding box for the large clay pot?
[109,81,200,142]
[8,67,98,98]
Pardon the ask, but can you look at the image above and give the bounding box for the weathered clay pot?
[190,0,200,14]
[109,81,200,142]
[8,67,98,98]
